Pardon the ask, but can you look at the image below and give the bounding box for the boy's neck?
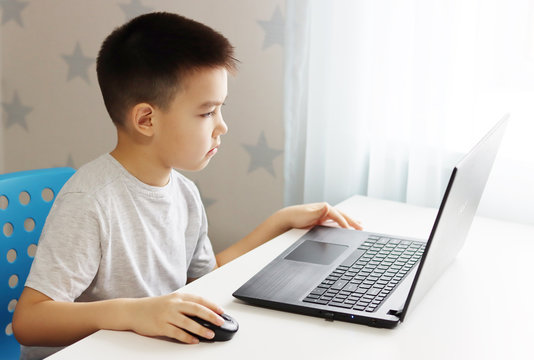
[110,143,171,188]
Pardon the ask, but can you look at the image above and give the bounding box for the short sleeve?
[25,192,102,302]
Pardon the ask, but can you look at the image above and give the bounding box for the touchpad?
[285,240,348,265]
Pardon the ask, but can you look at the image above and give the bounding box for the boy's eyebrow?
[198,100,226,109]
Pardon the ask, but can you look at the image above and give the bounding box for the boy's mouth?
[207,146,219,156]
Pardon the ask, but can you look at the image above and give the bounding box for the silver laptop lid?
[399,114,509,322]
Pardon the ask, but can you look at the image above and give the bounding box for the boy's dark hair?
[97,12,237,127]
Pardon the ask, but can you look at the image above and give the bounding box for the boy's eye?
[201,111,215,118]
[199,103,224,118]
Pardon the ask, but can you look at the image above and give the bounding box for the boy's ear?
[129,103,155,136]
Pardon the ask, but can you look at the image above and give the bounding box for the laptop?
[233,115,509,328]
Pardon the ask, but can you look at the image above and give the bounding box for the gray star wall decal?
[0,0,28,26]
[119,0,153,21]
[55,154,76,169]
[242,131,283,177]
[65,154,76,169]
[2,91,32,131]
[257,5,285,49]
[62,42,94,84]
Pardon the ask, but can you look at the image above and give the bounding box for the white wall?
[0,0,286,252]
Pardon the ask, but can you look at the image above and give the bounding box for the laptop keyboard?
[303,235,426,313]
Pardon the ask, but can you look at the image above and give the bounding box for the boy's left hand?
[279,202,363,231]
[215,202,362,267]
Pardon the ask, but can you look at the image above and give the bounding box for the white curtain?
[284,0,534,225]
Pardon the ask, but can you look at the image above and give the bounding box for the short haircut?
[96,12,237,127]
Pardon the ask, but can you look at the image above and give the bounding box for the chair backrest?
[0,167,75,359]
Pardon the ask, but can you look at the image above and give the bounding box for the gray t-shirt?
[21,154,216,359]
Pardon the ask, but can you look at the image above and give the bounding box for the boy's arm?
[215,202,362,267]
[13,286,226,346]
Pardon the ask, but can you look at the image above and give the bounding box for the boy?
[13,12,361,359]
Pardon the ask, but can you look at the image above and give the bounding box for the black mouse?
[189,313,239,342]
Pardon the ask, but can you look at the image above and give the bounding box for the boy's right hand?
[13,287,225,347]
[126,292,226,344]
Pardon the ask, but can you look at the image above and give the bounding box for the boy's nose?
[217,116,228,136]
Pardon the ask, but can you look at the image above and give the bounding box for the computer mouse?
[188,313,239,342]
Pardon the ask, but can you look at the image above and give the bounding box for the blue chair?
[0,167,75,359]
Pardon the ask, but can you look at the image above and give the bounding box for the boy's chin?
[177,160,211,173]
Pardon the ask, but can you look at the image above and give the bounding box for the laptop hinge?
[387,308,403,319]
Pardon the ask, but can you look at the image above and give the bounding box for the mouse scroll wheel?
[221,314,239,331]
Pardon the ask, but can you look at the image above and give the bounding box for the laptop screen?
[400,115,508,321]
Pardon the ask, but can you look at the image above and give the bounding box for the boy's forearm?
[15,287,226,347]
[13,288,134,347]
[215,208,290,266]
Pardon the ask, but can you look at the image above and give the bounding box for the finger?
[175,297,225,326]
[338,209,363,230]
[321,204,350,228]
[174,315,216,340]
[178,293,225,317]
[164,324,200,344]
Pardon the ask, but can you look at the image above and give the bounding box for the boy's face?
[152,67,228,172]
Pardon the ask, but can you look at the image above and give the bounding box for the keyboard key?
[331,280,348,290]
[379,290,390,297]
[366,288,381,296]
[330,302,353,309]
[310,287,327,296]
[343,283,359,292]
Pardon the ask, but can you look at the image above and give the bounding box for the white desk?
[49,195,534,360]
